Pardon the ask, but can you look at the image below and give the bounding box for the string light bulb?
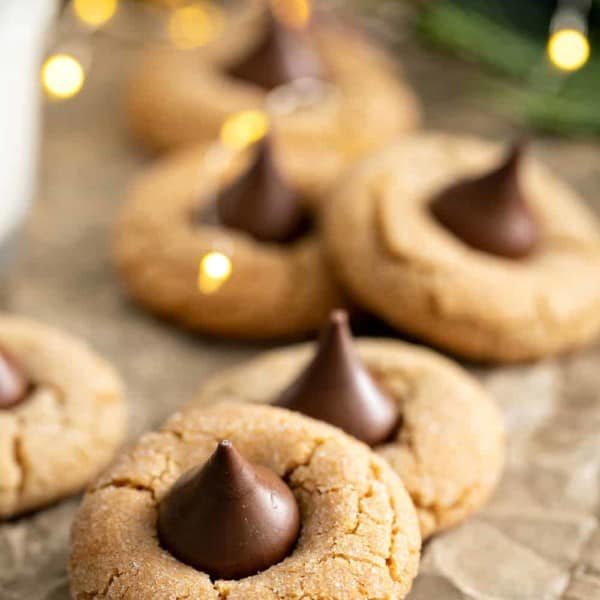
[220,110,269,151]
[41,53,86,100]
[198,251,232,294]
[270,0,311,30]
[168,2,225,49]
[73,0,119,27]
[547,28,590,71]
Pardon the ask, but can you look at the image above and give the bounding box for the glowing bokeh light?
[547,28,590,72]
[220,110,269,151]
[168,2,225,49]
[41,54,85,100]
[198,251,232,294]
[271,0,311,29]
[74,0,118,27]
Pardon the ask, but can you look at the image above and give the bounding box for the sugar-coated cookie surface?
[0,315,126,519]
[190,339,505,538]
[323,133,600,362]
[70,403,421,599]
[113,142,342,339]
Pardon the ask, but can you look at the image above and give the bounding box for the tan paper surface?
[2,5,600,598]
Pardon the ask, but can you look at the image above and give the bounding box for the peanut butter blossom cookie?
[0,315,126,519]
[126,3,420,191]
[70,403,421,599]
[114,132,342,339]
[191,311,505,538]
[323,133,600,362]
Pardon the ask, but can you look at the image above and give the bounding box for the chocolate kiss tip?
[430,140,539,259]
[274,309,398,447]
[501,140,525,172]
[329,309,348,325]
[213,439,237,473]
[215,137,306,243]
[158,440,300,580]
[0,348,29,410]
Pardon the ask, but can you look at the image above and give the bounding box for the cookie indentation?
[430,142,539,259]
[158,440,301,580]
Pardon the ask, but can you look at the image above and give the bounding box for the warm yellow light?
[74,0,118,27]
[547,28,590,72]
[168,2,225,49]
[198,251,232,294]
[220,110,269,151]
[271,0,311,29]
[41,54,85,100]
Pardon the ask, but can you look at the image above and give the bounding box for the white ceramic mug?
[0,0,57,271]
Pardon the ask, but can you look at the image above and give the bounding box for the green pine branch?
[419,0,600,135]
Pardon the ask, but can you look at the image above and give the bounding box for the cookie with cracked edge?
[69,403,421,599]
[0,314,126,519]
[126,10,421,195]
[113,141,343,340]
[322,132,600,362]
[189,339,505,538]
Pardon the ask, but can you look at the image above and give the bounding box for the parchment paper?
[2,5,600,598]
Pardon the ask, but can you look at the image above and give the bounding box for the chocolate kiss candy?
[430,143,539,258]
[228,13,326,90]
[0,347,29,410]
[216,138,306,243]
[158,440,300,580]
[275,310,398,446]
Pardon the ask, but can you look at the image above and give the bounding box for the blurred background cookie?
[114,119,343,339]
[126,0,421,191]
[323,133,600,362]
[0,315,126,519]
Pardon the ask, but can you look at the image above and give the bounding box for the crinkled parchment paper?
[3,4,600,598]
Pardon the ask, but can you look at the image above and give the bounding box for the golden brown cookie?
[0,315,126,519]
[70,402,421,599]
[126,11,421,193]
[189,338,505,538]
[323,132,600,362]
[113,139,342,339]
